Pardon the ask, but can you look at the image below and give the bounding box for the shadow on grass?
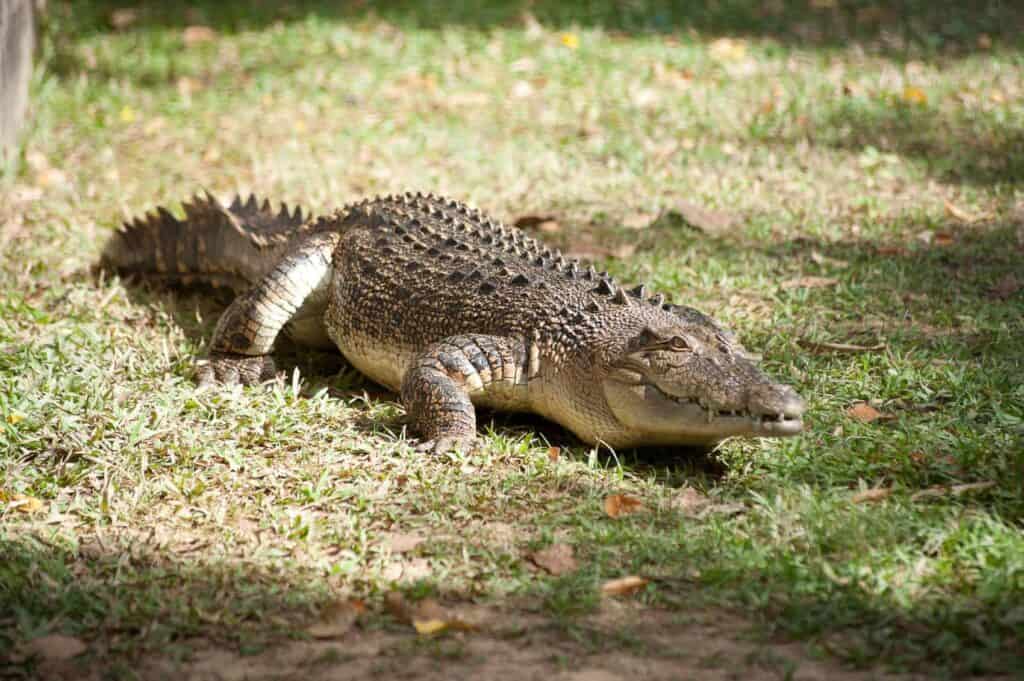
[753,96,1024,186]
[49,0,1024,57]
[3,491,1022,678]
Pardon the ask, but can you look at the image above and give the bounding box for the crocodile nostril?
[779,386,806,418]
[746,383,806,419]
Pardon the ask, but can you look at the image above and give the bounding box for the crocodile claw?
[414,434,478,456]
[196,352,277,387]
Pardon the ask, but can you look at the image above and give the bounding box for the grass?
[2,1,1023,678]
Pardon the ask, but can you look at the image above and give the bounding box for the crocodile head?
[600,307,805,446]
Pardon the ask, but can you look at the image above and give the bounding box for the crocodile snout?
[745,382,805,435]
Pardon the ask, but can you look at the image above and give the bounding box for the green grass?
[2,1,1023,678]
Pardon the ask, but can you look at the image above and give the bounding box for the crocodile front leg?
[400,334,528,454]
[197,231,340,386]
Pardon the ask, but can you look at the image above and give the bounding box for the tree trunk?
[0,0,35,156]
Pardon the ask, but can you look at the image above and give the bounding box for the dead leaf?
[547,446,560,462]
[601,576,650,596]
[410,598,478,635]
[933,232,955,247]
[847,402,884,423]
[307,600,365,639]
[780,276,838,290]
[668,487,710,516]
[514,215,561,234]
[671,201,735,233]
[183,25,217,46]
[530,543,578,575]
[109,8,138,29]
[799,339,886,354]
[911,481,996,502]
[604,494,646,518]
[943,199,984,224]
[851,487,892,504]
[26,634,86,661]
[0,491,44,513]
[989,274,1020,300]
[902,86,928,105]
[382,531,425,554]
[810,250,849,268]
[413,619,450,635]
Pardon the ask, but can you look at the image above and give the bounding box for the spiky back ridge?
[334,191,671,308]
[327,192,679,360]
[102,192,310,290]
[104,189,679,322]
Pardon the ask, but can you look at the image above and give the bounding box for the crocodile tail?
[101,192,308,291]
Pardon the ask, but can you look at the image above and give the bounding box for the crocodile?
[102,192,805,452]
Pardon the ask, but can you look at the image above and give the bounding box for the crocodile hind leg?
[197,231,341,386]
[401,334,529,454]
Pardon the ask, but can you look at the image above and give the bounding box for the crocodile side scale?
[102,192,806,451]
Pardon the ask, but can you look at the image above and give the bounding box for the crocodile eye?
[668,336,691,351]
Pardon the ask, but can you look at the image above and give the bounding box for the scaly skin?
[103,192,806,452]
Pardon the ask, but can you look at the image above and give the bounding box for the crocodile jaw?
[601,374,805,446]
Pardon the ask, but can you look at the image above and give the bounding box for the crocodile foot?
[196,352,277,387]
[414,434,478,455]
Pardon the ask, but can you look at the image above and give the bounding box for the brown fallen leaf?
[799,339,886,354]
[410,598,478,635]
[307,599,365,639]
[514,215,561,234]
[851,487,892,504]
[911,481,996,502]
[547,446,561,462]
[601,575,650,597]
[183,25,217,46]
[604,494,646,518]
[26,634,87,661]
[382,531,425,554]
[933,232,954,247]
[671,201,735,234]
[668,487,710,516]
[530,543,578,575]
[780,276,839,290]
[810,250,849,268]
[0,491,44,513]
[847,402,885,423]
[943,199,984,224]
[989,274,1020,300]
